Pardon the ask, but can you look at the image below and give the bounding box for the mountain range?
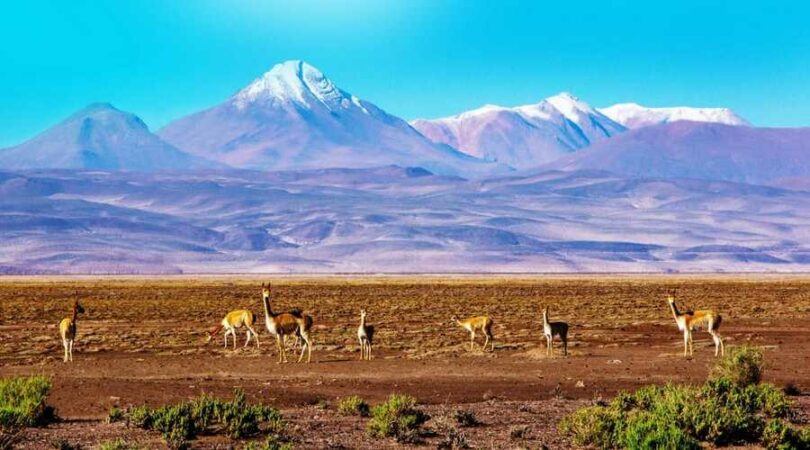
[5,59,805,184]
[410,92,625,168]
[2,60,810,273]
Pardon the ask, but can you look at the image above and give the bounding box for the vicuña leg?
[683,331,690,357]
[297,331,312,363]
[710,331,724,357]
[246,325,260,348]
[276,335,288,363]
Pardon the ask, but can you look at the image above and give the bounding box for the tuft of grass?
[436,427,470,449]
[452,409,481,428]
[125,389,285,448]
[336,396,369,417]
[106,406,124,424]
[50,439,84,450]
[560,349,809,449]
[711,345,764,387]
[127,405,152,428]
[0,432,22,450]
[97,439,142,450]
[509,424,529,440]
[783,383,802,396]
[366,394,429,443]
[241,436,294,450]
[0,376,55,430]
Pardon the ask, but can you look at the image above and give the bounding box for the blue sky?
[1,0,809,147]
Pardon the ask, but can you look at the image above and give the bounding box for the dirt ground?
[1,275,810,449]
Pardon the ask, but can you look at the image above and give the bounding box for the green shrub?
[336,396,369,417]
[241,436,294,450]
[366,394,429,443]
[559,406,618,448]
[106,406,124,424]
[761,419,810,450]
[621,412,700,450]
[127,405,152,428]
[126,389,285,447]
[0,376,54,430]
[711,346,764,387]
[97,439,142,450]
[560,350,809,449]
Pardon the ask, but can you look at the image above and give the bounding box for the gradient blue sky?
[1,0,809,147]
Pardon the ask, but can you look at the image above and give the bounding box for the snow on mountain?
[410,92,625,169]
[0,103,219,171]
[159,60,498,177]
[549,121,810,185]
[599,102,749,129]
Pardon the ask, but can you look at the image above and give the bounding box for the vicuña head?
[261,282,271,299]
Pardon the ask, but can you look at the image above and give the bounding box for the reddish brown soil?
[1,276,809,449]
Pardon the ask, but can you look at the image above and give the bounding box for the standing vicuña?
[59,301,85,363]
[667,295,725,357]
[287,308,313,351]
[451,315,494,352]
[358,309,375,360]
[542,307,569,357]
[207,310,260,349]
[261,283,312,363]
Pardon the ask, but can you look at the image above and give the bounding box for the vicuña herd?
[56,285,726,363]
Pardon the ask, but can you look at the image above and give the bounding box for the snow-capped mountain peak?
[411,92,625,169]
[159,60,498,176]
[233,60,352,112]
[544,92,594,119]
[599,102,750,128]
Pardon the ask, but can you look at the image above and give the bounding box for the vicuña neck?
[262,295,275,319]
[669,301,681,319]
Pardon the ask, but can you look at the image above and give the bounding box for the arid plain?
[1,276,810,448]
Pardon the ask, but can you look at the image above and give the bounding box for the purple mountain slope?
[549,121,810,185]
[159,60,499,177]
[0,103,219,171]
[3,167,810,274]
[410,93,625,169]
